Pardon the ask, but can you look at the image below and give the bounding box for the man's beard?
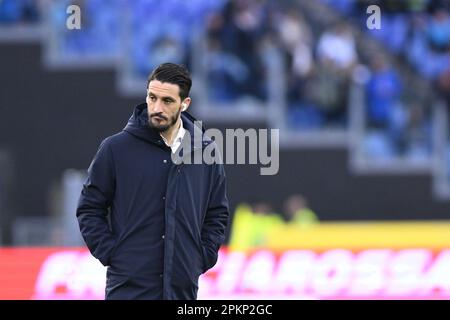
[148,107,181,133]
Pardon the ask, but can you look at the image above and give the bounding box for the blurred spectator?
[204,0,269,103]
[0,0,40,24]
[286,102,326,130]
[321,0,356,15]
[283,194,319,227]
[364,54,411,158]
[204,16,250,102]
[426,7,450,53]
[404,102,432,160]
[228,201,284,251]
[146,36,187,76]
[277,9,322,129]
[251,202,284,247]
[228,203,255,251]
[284,21,354,129]
[304,59,350,126]
[205,39,250,103]
[438,65,450,110]
[316,23,358,72]
[287,22,358,128]
[366,54,403,129]
[409,15,450,80]
[277,10,313,78]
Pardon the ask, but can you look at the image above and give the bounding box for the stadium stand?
[1,0,450,247]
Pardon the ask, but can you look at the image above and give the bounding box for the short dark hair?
[147,63,192,100]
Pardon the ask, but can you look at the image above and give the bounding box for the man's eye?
[164,100,172,105]
[149,96,156,101]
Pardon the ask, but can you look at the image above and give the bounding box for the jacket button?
[163,159,167,163]
[162,196,166,200]
[159,273,163,277]
[162,235,165,239]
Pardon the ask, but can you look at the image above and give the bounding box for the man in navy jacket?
[76,63,230,300]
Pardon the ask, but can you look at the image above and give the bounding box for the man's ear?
[181,97,191,112]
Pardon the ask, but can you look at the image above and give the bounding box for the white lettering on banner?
[34,251,79,299]
[419,249,450,296]
[272,250,316,294]
[311,250,354,297]
[69,253,106,297]
[240,251,276,292]
[385,249,432,296]
[214,251,246,294]
[33,251,105,299]
[32,248,450,299]
[348,249,392,296]
[198,250,225,297]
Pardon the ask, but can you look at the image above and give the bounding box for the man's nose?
[153,100,164,113]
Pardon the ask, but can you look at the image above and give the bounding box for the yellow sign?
[265,221,450,250]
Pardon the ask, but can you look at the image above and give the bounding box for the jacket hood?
[123,103,212,148]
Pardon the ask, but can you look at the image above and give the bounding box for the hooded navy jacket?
[76,103,229,300]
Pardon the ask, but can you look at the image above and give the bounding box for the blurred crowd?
[324,0,450,81]
[324,0,448,160]
[1,0,448,161]
[0,0,40,24]
[228,194,319,251]
[204,1,354,128]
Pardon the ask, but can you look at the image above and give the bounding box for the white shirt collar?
[160,118,186,153]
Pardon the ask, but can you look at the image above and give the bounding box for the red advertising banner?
[0,247,449,300]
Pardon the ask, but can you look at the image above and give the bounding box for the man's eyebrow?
[148,92,176,101]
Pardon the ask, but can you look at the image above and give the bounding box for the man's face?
[146,80,189,132]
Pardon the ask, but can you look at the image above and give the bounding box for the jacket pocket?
[201,242,218,274]
[104,237,120,267]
